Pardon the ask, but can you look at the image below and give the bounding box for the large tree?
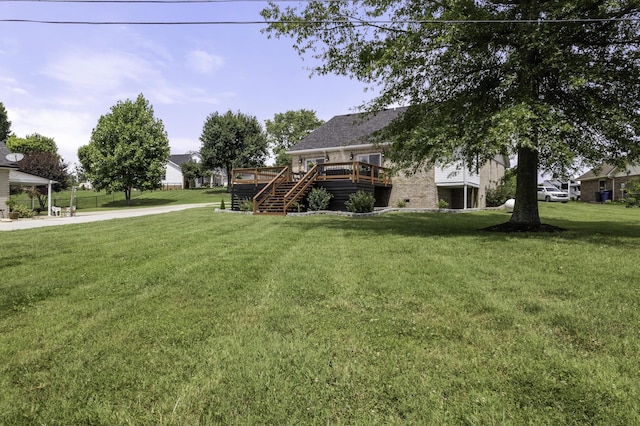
[262,1,640,230]
[265,109,324,166]
[200,110,268,190]
[78,94,170,205]
[0,102,11,141]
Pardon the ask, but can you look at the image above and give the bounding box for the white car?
[537,186,569,203]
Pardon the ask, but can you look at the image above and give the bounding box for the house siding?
[163,163,184,189]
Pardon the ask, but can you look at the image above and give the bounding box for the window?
[357,153,381,166]
[599,180,606,191]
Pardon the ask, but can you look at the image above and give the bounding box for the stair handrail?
[253,166,290,213]
[283,165,320,212]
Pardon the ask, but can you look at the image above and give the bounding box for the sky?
[0,0,378,169]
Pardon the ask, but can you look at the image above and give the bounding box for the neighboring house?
[577,163,640,203]
[0,140,56,216]
[287,108,509,209]
[162,152,227,189]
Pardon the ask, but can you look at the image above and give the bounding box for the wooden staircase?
[253,166,319,215]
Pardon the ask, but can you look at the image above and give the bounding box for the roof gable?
[288,107,407,153]
[577,163,618,181]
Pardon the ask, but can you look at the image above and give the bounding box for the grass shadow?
[278,209,640,248]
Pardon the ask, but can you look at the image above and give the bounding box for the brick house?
[577,163,640,203]
[287,108,509,209]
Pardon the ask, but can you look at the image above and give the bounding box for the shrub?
[239,198,253,212]
[396,199,406,208]
[345,190,375,213]
[486,168,517,207]
[12,204,35,218]
[437,199,449,209]
[307,187,333,211]
[220,199,226,210]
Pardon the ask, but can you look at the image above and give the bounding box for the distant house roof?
[577,163,618,181]
[288,107,408,153]
[169,153,200,166]
[0,140,20,169]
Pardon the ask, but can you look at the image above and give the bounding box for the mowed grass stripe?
[1,204,639,424]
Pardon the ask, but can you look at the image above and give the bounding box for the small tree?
[79,94,170,205]
[485,168,518,207]
[623,178,640,208]
[18,152,70,210]
[180,160,204,189]
[200,111,268,191]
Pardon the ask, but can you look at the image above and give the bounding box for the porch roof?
[10,169,56,185]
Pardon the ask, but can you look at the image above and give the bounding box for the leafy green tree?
[180,160,204,189]
[7,133,58,155]
[262,1,640,230]
[78,94,170,205]
[265,109,324,166]
[200,110,268,191]
[0,102,11,141]
[7,133,69,209]
[18,152,70,209]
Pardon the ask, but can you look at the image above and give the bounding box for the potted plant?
[6,196,19,220]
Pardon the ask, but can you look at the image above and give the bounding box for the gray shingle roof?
[0,140,20,168]
[169,154,196,166]
[288,107,407,152]
[577,163,617,181]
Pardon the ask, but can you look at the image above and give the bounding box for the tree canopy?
[78,94,170,205]
[180,159,205,189]
[262,1,640,229]
[265,109,324,166]
[0,102,11,142]
[200,110,268,189]
[6,133,58,155]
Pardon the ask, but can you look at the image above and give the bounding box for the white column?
[47,180,52,216]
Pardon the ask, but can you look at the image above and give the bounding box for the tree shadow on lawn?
[279,211,640,248]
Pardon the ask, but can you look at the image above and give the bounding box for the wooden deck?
[231,162,392,214]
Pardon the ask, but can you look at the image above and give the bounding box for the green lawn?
[1,203,639,424]
[12,187,230,211]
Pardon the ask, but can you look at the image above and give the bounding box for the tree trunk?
[510,145,541,227]
[226,168,232,193]
[125,187,132,206]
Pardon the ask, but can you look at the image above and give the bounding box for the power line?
[0,17,638,25]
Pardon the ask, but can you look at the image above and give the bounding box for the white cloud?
[186,50,224,74]
[41,50,158,94]
[8,107,95,165]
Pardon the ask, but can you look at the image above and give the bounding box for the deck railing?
[232,166,289,186]
[315,162,391,186]
[232,162,391,187]
[283,164,320,212]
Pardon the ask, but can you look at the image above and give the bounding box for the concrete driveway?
[0,203,216,232]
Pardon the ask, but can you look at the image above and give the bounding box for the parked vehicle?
[537,186,569,202]
[545,179,581,200]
